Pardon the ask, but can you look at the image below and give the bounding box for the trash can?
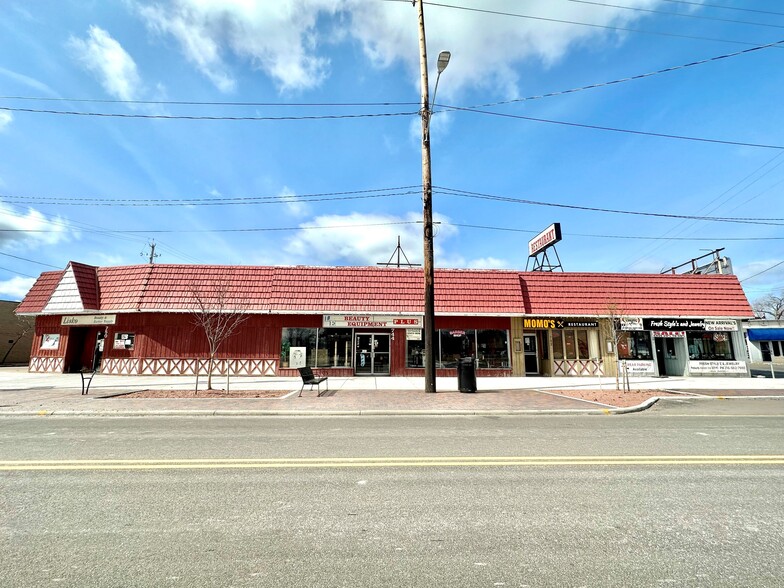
[457,356,477,393]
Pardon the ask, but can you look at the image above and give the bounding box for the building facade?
[17,262,755,379]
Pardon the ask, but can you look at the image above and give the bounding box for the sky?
[1,0,783,305]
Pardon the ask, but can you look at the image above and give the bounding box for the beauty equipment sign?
[323,315,423,328]
[528,223,562,257]
[61,314,116,326]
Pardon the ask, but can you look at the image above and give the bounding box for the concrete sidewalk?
[0,366,782,416]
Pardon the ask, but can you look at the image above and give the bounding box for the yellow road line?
[1,455,783,471]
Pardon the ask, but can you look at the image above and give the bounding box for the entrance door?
[355,333,390,375]
[655,339,667,376]
[761,342,772,362]
[523,334,539,375]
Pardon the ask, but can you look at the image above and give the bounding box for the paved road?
[2,408,783,587]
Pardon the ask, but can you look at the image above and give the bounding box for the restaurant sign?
[522,317,599,329]
[528,223,562,257]
[323,314,422,328]
[61,314,116,326]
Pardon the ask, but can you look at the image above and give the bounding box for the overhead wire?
[420,1,784,48]
[562,0,784,29]
[741,260,784,283]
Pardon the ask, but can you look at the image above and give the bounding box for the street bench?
[298,367,328,397]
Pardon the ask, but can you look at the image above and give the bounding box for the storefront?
[617,317,747,377]
[17,262,755,379]
[744,320,784,364]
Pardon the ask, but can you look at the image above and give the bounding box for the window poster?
[41,334,60,350]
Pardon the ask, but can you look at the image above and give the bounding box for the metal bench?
[298,367,328,397]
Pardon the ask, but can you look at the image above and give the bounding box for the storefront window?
[316,329,352,368]
[407,338,425,368]
[552,330,564,360]
[618,331,652,360]
[576,330,589,359]
[280,328,317,367]
[477,329,509,368]
[564,330,576,359]
[687,332,734,360]
[553,329,595,360]
[439,329,475,368]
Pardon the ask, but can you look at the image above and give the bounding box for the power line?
[659,0,784,18]
[421,1,782,48]
[0,106,416,121]
[0,266,38,279]
[0,186,420,206]
[434,186,784,225]
[0,96,418,107]
[462,39,784,109]
[563,0,784,30]
[741,260,784,283]
[0,252,60,268]
[441,105,784,150]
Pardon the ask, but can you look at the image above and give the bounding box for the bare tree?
[1,314,34,365]
[753,292,784,320]
[602,301,629,392]
[190,280,248,391]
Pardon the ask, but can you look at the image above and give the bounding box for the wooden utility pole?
[416,0,437,393]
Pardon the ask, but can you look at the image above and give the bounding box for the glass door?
[523,334,539,375]
[355,333,390,375]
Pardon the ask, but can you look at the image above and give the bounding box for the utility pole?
[416,0,436,393]
[141,240,160,264]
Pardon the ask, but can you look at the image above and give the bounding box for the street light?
[415,0,450,393]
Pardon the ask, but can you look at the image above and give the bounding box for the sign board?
[652,331,686,338]
[41,334,60,350]
[620,360,655,376]
[688,360,746,375]
[645,318,706,331]
[113,333,135,350]
[289,347,307,368]
[406,328,422,341]
[619,317,643,331]
[61,314,116,326]
[704,319,738,332]
[528,223,562,257]
[323,314,422,328]
[522,318,599,329]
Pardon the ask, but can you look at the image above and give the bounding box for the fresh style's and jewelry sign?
[323,315,422,328]
[620,318,738,332]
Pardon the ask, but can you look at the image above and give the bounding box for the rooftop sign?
[528,223,562,257]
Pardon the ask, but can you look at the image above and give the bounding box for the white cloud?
[0,202,72,249]
[279,211,489,267]
[0,111,12,132]
[135,0,666,96]
[279,186,309,217]
[0,277,36,301]
[68,26,142,101]
[137,0,343,93]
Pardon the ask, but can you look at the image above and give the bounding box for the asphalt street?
[2,406,783,587]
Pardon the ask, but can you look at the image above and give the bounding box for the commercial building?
[744,319,784,364]
[17,261,754,379]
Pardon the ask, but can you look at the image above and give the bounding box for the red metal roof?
[68,262,100,310]
[15,270,63,314]
[16,263,754,318]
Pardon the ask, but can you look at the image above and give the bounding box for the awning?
[747,328,784,341]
